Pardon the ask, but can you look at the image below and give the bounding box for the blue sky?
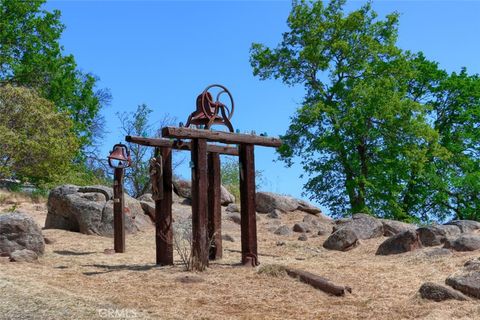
[45,0,480,212]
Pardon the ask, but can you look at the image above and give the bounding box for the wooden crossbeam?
[161,127,282,148]
[126,135,239,156]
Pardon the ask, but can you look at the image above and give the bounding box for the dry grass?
[1,193,480,320]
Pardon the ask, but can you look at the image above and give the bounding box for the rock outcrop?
[255,192,327,218]
[419,282,468,301]
[0,212,45,256]
[45,185,152,236]
[333,213,384,240]
[381,219,417,237]
[323,228,359,251]
[443,234,480,252]
[417,225,461,247]
[376,230,422,255]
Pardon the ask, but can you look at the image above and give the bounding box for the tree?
[250,0,442,220]
[251,0,480,222]
[0,85,79,187]
[118,105,181,198]
[0,0,109,149]
[221,156,265,202]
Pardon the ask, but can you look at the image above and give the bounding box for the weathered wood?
[162,127,282,148]
[191,139,209,270]
[285,268,352,296]
[239,144,258,266]
[126,135,239,155]
[155,147,173,265]
[208,152,222,260]
[113,168,125,253]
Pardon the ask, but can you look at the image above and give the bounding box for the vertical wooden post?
[191,138,209,270]
[113,167,125,253]
[208,152,222,260]
[239,144,258,266]
[155,147,173,265]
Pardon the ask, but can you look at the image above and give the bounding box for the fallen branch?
[285,268,352,296]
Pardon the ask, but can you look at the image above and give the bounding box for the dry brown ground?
[1,190,479,320]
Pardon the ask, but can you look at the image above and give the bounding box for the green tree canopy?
[0,85,79,187]
[0,0,108,148]
[250,0,480,222]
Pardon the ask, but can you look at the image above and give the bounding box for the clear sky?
[44,0,480,212]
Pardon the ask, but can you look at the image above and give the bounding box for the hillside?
[0,190,479,320]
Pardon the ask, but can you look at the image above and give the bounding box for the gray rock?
[445,220,480,233]
[381,219,417,237]
[296,199,322,215]
[221,234,235,242]
[172,179,191,199]
[45,185,152,236]
[256,192,298,213]
[274,225,292,236]
[423,248,453,258]
[323,228,359,251]
[293,222,310,233]
[139,200,155,221]
[446,271,480,299]
[444,234,480,252]
[220,186,235,206]
[417,225,461,247]
[298,234,308,241]
[376,230,422,255]
[464,259,480,271]
[9,249,38,263]
[333,213,383,240]
[255,192,327,217]
[226,203,240,213]
[226,212,241,224]
[303,215,333,235]
[267,209,282,219]
[137,193,153,202]
[0,212,45,256]
[419,282,468,301]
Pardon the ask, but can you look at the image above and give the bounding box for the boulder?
[296,199,322,215]
[45,185,152,236]
[333,214,383,240]
[293,222,310,233]
[381,219,417,237]
[419,282,468,301]
[0,212,45,257]
[139,200,155,222]
[323,228,359,251]
[267,209,282,219]
[422,248,453,258]
[444,234,480,252]
[464,258,480,271]
[444,220,480,234]
[226,203,240,213]
[417,225,461,247]
[9,249,38,263]
[172,179,191,199]
[298,234,308,241]
[302,215,333,236]
[274,225,292,236]
[256,192,298,213]
[220,186,235,206]
[446,271,480,299]
[376,230,422,255]
[255,192,326,217]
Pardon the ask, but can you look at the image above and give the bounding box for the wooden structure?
[126,127,281,269]
[113,168,125,253]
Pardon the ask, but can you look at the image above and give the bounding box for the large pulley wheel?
[200,84,234,121]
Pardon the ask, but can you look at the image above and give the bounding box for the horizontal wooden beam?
[161,127,282,148]
[125,136,239,156]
